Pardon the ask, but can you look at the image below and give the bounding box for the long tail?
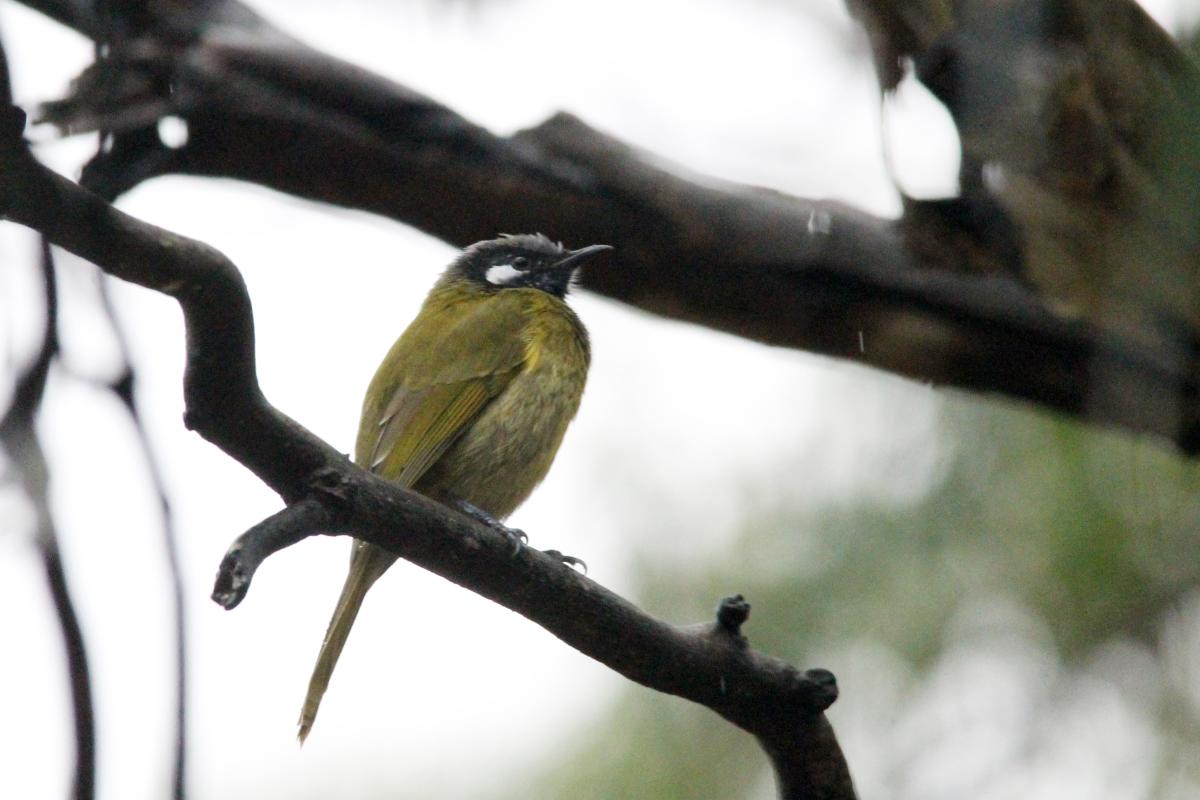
[298,542,398,744]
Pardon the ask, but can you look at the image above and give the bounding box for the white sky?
[0,1,1195,798]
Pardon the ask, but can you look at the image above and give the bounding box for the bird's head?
[448,234,612,298]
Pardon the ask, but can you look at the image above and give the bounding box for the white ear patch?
[485,263,525,285]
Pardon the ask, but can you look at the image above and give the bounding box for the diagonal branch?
[0,100,856,800]
[21,0,1200,452]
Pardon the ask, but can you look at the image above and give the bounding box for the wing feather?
[355,290,530,487]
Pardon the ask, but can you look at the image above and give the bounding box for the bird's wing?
[358,292,529,486]
[366,373,514,485]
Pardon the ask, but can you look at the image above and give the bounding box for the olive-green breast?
[415,288,590,517]
[355,281,589,519]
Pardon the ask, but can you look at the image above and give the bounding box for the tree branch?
[211,498,331,610]
[23,0,1200,452]
[0,35,95,799]
[0,235,96,800]
[0,101,857,799]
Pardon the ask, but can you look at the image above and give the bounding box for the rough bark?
[23,0,1200,452]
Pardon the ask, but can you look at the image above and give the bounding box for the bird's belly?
[416,360,585,519]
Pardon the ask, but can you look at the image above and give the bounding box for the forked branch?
[0,102,855,800]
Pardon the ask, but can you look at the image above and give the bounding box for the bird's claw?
[453,498,526,555]
[503,525,528,555]
[543,549,588,574]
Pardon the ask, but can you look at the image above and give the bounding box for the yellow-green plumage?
[298,237,597,743]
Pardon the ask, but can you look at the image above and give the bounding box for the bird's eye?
[512,256,530,270]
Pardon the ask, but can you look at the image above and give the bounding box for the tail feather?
[298,542,397,744]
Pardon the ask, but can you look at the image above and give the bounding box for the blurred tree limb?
[0,101,856,799]
[849,0,1200,420]
[0,37,96,800]
[0,236,97,800]
[17,0,1200,453]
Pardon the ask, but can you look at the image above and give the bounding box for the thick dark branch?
[212,477,854,800]
[0,106,322,498]
[0,103,855,800]
[25,0,1200,452]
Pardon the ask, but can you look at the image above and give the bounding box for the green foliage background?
[514,390,1200,799]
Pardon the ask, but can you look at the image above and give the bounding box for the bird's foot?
[453,498,527,554]
[542,549,588,574]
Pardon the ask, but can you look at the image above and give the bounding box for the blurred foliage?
[513,388,1200,799]
[1186,23,1200,62]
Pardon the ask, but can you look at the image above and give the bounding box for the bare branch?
[211,498,332,610]
[212,484,854,800]
[0,100,856,799]
[25,0,1200,452]
[0,236,96,800]
[0,33,96,800]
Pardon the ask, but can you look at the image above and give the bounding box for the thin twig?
[85,9,187,787]
[97,275,188,800]
[211,498,333,609]
[0,239,97,800]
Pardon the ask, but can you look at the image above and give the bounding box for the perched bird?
[298,233,609,743]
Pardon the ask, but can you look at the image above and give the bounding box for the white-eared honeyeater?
[298,234,610,742]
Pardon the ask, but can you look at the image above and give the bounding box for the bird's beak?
[532,243,612,295]
[551,243,613,272]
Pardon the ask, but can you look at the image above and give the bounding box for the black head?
[448,233,612,298]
